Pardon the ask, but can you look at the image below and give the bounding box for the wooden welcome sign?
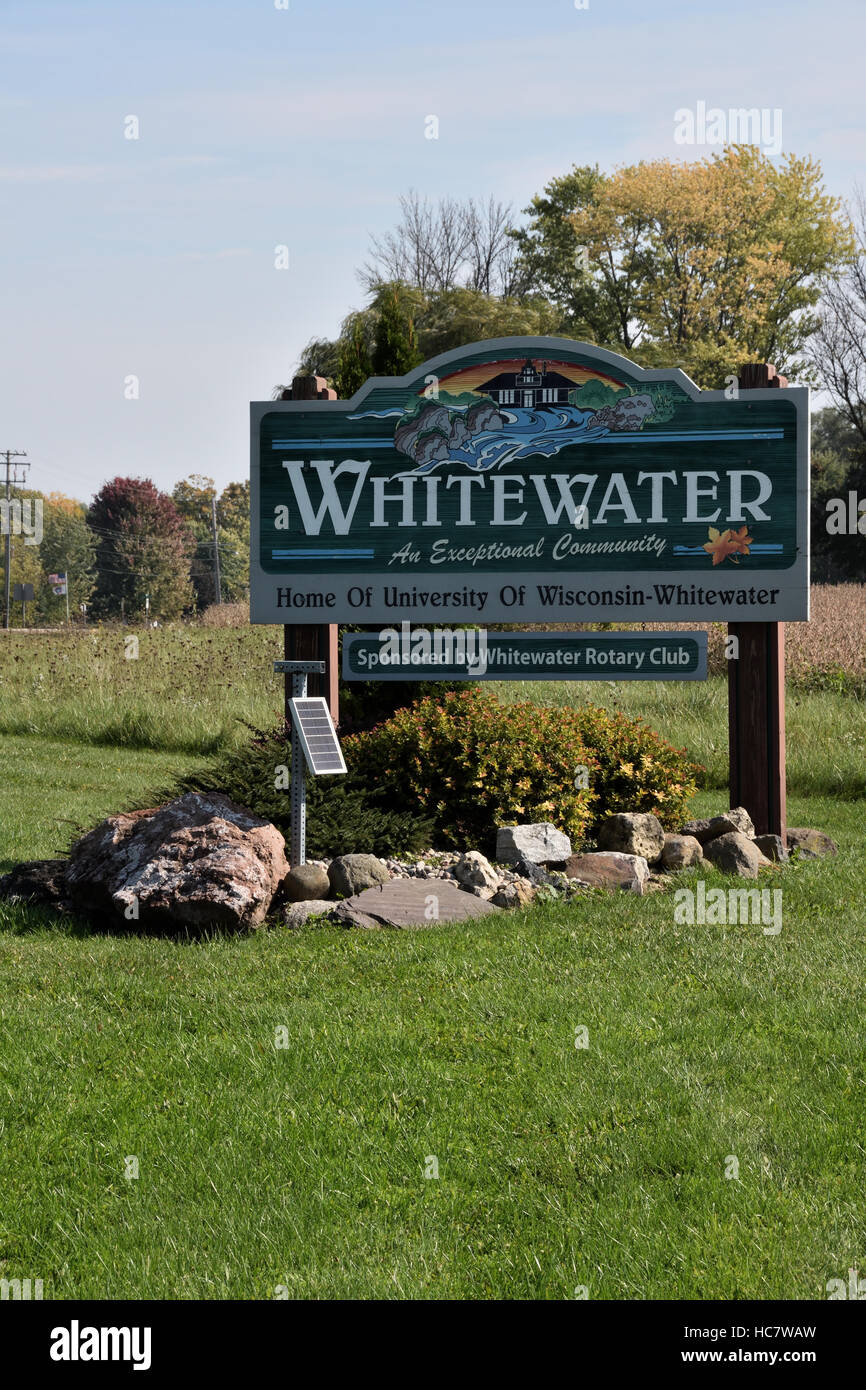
[250,340,810,837]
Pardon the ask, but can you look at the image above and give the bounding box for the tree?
[299,281,564,390]
[360,190,522,297]
[38,493,96,621]
[88,477,196,620]
[807,189,866,443]
[336,312,373,398]
[172,474,221,608]
[371,286,421,377]
[510,147,855,385]
[216,480,250,602]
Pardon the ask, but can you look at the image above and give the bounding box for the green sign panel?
[342,630,708,682]
[250,337,809,625]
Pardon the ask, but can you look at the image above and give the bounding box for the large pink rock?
[64,792,289,930]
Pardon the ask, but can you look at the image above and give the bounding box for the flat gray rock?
[496,823,571,866]
[335,877,501,928]
[282,898,337,928]
[786,827,837,858]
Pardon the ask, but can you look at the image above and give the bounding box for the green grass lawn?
[1,632,864,1299]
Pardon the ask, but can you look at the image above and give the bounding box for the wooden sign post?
[728,365,790,838]
[277,374,340,728]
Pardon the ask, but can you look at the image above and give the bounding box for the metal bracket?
[274,660,326,674]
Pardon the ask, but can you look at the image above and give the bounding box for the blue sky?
[1,0,863,499]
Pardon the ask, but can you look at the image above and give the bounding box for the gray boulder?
[597,812,664,864]
[328,853,390,897]
[563,851,650,894]
[703,831,768,879]
[705,807,755,841]
[496,823,571,866]
[661,833,704,869]
[681,817,713,843]
[786,828,837,858]
[283,863,330,902]
[754,834,788,863]
[681,807,755,844]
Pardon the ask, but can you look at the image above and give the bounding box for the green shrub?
[173,723,434,859]
[342,687,597,852]
[568,704,701,830]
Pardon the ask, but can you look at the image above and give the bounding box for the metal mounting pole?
[290,671,307,867]
[274,659,326,869]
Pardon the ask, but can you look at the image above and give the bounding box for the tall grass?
[0,625,283,753]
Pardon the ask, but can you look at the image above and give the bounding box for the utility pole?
[210,495,222,605]
[2,450,29,631]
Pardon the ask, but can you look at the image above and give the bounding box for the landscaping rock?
[705,807,756,841]
[327,853,390,897]
[0,859,69,907]
[661,833,704,869]
[491,879,536,909]
[283,863,330,902]
[597,812,664,864]
[563,851,650,894]
[680,817,714,843]
[702,831,768,878]
[754,834,789,863]
[282,898,336,928]
[334,877,501,928]
[495,823,571,866]
[63,792,289,930]
[453,850,500,892]
[786,828,838,858]
[510,854,562,888]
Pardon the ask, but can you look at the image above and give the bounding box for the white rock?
[453,850,501,891]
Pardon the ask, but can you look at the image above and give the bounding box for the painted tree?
[88,477,195,620]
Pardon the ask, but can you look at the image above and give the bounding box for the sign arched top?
[250,336,809,625]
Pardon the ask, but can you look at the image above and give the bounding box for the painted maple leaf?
[702,525,753,565]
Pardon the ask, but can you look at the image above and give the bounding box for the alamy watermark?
[1,1277,43,1300]
[674,882,782,935]
[376,621,489,675]
[674,101,783,157]
[0,497,42,544]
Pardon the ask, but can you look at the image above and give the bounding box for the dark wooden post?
[280,374,340,727]
[727,364,788,837]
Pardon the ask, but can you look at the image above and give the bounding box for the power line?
[2,450,29,631]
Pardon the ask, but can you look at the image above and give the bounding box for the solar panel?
[289,697,347,776]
